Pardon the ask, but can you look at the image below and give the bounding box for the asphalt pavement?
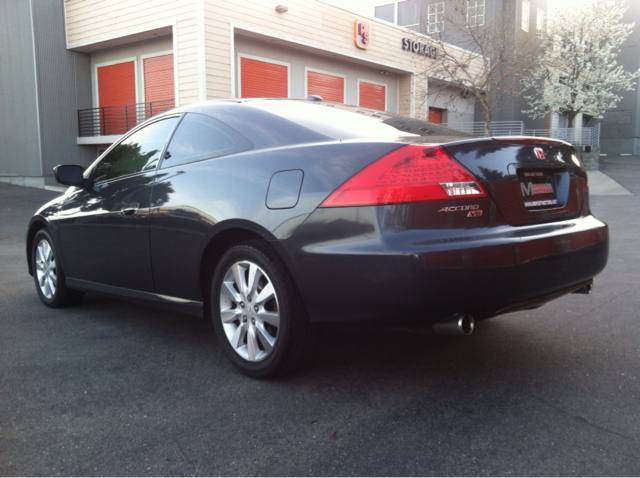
[1,158,639,476]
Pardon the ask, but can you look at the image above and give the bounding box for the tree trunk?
[484,110,492,137]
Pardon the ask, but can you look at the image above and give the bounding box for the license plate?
[518,170,558,209]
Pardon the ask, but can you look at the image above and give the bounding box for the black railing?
[78,99,175,137]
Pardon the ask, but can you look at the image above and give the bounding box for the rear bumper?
[282,206,609,324]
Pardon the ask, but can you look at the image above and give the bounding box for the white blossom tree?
[523,0,640,128]
[416,0,545,135]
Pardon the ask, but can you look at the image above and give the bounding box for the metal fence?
[523,124,600,146]
[442,121,600,146]
[441,121,525,137]
[78,99,175,137]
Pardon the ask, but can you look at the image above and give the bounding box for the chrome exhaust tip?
[572,281,593,294]
[433,313,475,336]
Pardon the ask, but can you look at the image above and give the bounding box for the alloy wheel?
[218,260,280,362]
[35,238,57,300]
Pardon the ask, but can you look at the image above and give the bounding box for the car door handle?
[120,203,139,217]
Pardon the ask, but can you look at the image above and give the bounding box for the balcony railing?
[78,99,175,137]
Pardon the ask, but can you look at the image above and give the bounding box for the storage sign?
[402,38,437,58]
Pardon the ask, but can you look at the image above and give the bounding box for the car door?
[149,112,255,300]
[56,115,181,292]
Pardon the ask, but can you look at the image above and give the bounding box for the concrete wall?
[600,0,640,156]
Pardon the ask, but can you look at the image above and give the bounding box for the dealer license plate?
[518,170,558,209]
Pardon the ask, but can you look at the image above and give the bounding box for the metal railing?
[78,99,175,137]
[441,121,525,136]
[523,124,600,146]
[442,121,600,146]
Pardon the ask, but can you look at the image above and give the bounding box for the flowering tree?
[415,0,544,135]
[523,0,639,128]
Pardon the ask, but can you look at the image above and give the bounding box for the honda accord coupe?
[27,98,609,377]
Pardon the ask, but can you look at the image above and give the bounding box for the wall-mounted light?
[275,5,288,13]
[379,70,389,76]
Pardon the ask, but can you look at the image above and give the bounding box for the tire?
[31,229,84,308]
[210,241,315,378]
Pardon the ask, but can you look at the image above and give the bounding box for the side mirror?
[53,165,87,187]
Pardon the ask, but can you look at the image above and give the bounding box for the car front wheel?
[211,241,314,377]
[32,229,84,307]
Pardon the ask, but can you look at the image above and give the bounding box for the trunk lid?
[443,137,589,226]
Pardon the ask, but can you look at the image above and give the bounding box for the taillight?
[320,144,488,207]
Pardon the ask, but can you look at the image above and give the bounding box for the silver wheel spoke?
[246,325,261,361]
[254,324,275,354]
[257,310,280,328]
[46,276,56,296]
[229,322,248,350]
[221,280,243,306]
[220,307,241,323]
[255,281,275,307]
[246,263,262,297]
[231,263,248,297]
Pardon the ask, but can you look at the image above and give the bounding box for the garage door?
[240,57,288,98]
[358,81,386,111]
[428,107,444,124]
[97,61,136,135]
[307,70,345,103]
[144,54,175,117]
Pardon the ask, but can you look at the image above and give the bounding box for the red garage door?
[240,57,288,98]
[359,81,386,111]
[144,54,175,117]
[428,107,444,124]
[97,61,136,135]
[307,70,344,103]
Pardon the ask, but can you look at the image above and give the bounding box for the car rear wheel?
[32,229,84,307]
[211,241,314,377]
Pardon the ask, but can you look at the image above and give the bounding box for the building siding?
[0,0,42,177]
[32,0,95,180]
[65,0,484,108]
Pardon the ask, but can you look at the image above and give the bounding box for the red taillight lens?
[320,144,488,207]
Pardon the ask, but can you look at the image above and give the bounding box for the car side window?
[161,113,254,167]
[93,116,180,183]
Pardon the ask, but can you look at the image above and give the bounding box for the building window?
[521,0,530,32]
[398,0,420,30]
[375,3,395,23]
[467,0,485,27]
[428,2,445,33]
[536,8,545,38]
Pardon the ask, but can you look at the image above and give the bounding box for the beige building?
[66,0,483,141]
[0,0,486,187]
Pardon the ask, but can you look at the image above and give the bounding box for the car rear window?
[248,100,470,141]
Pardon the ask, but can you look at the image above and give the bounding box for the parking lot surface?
[1,158,639,476]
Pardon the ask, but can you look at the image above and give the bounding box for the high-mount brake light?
[493,136,566,146]
[320,144,488,207]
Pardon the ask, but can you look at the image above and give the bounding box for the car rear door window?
[93,116,180,183]
[161,113,254,167]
